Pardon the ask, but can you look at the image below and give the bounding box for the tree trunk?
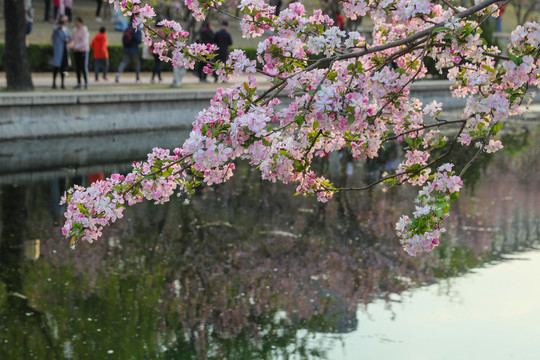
[3,0,34,91]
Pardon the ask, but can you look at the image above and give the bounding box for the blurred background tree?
[3,0,33,91]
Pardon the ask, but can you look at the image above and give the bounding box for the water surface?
[0,119,539,359]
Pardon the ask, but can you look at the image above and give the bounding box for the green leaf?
[293,160,307,172]
[327,71,337,81]
[508,54,523,65]
[436,201,446,209]
[492,122,503,133]
[432,26,450,33]
[383,177,397,185]
[482,65,496,74]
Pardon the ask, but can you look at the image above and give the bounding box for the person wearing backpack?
[213,20,233,83]
[115,20,142,84]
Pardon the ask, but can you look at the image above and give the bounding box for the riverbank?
[0,70,239,92]
[1,76,539,142]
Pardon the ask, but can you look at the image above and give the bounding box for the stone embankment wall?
[0,80,477,141]
[0,81,537,180]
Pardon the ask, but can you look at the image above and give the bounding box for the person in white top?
[70,16,90,89]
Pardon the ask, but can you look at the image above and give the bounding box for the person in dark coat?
[213,20,232,82]
[49,15,70,89]
[43,0,51,22]
[274,0,282,15]
[150,25,165,83]
[115,20,142,83]
[197,21,214,82]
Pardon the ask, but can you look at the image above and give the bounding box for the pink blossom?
[485,139,503,153]
[64,0,540,258]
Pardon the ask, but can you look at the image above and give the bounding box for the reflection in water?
[0,129,190,184]
[0,124,539,359]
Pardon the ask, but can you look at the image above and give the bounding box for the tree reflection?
[0,125,538,359]
[0,184,61,359]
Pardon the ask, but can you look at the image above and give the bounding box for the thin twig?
[293,0,501,74]
[385,119,466,142]
[333,121,467,192]
[459,131,493,177]
[122,155,191,196]
[260,80,288,107]
[439,0,458,13]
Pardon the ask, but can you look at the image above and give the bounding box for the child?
[90,26,109,81]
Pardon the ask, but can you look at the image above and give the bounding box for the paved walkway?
[0,71,271,94]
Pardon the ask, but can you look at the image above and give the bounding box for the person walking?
[44,0,51,22]
[197,21,214,82]
[53,0,61,21]
[95,0,105,21]
[71,17,89,89]
[25,0,34,47]
[49,15,70,89]
[149,22,164,84]
[64,0,72,23]
[115,20,142,83]
[90,26,109,81]
[336,10,345,30]
[495,4,506,32]
[150,43,162,83]
[274,0,282,15]
[213,20,232,82]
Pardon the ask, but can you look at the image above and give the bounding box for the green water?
[0,123,539,359]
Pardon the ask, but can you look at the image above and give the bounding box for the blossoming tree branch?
[61,0,540,256]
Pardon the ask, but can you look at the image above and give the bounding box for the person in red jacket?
[336,11,345,30]
[90,26,109,81]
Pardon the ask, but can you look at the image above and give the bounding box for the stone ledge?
[0,80,496,106]
[0,88,219,106]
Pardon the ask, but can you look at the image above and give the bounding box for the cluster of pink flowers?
[62,0,540,256]
[61,147,188,244]
[396,164,463,256]
[238,0,275,38]
[183,0,226,21]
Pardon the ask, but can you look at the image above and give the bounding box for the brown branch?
[304,60,336,111]
[459,129,493,177]
[384,119,466,142]
[122,155,191,196]
[302,130,323,162]
[207,4,243,21]
[334,121,467,192]
[439,0,458,13]
[366,34,433,124]
[297,0,501,73]
[260,80,288,107]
